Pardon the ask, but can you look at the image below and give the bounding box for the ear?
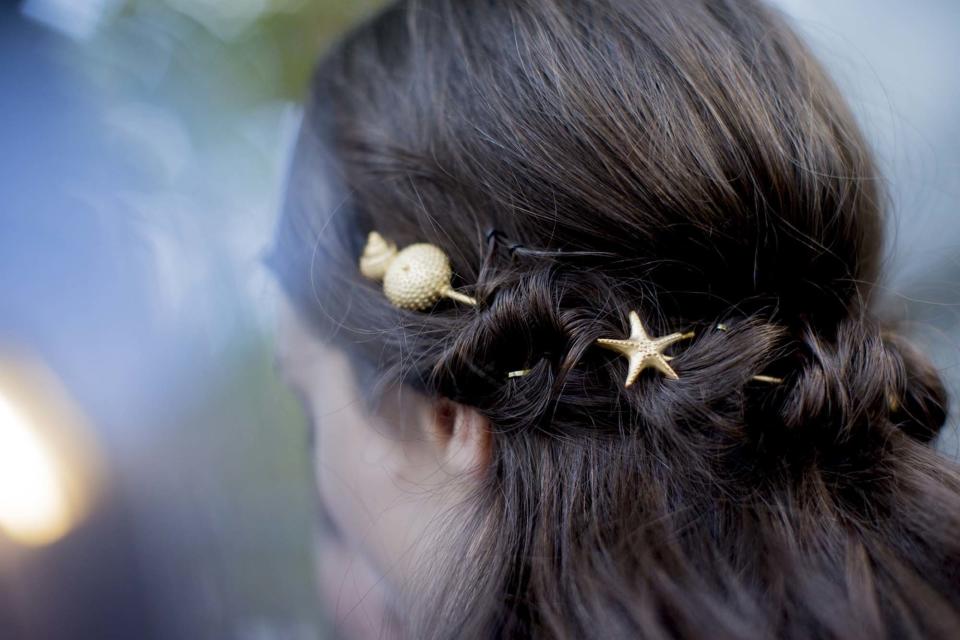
[428,399,492,475]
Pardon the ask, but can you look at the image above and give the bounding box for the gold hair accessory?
[714,323,784,384]
[360,232,478,311]
[751,374,785,384]
[597,310,695,387]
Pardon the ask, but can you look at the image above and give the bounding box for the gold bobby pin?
[596,310,695,388]
[715,323,784,384]
[360,232,478,311]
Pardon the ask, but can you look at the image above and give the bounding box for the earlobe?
[431,399,492,475]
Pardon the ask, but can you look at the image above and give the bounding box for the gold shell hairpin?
[359,231,478,311]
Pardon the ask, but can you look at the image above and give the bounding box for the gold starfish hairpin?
[596,310,695,387]
[359,231,478,311]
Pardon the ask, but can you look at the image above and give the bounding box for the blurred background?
[0,0,958,638]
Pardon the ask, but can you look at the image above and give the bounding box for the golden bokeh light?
[0,355,101,547]
[0,391,72,546]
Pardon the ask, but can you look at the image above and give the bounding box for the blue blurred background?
[0,1,957,638]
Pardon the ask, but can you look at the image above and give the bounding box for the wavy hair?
[270,0,960,637]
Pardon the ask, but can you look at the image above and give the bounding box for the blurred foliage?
[82,0,386,145]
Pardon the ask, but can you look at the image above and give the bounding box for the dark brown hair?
[269,0,960,637]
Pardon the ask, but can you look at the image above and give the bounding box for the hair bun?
[747,316,949,458]
[882,331,949,443]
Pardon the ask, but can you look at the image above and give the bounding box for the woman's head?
[270,0,959,637]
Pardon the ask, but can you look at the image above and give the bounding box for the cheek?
[313,397,396,559]
[308,369,441,586]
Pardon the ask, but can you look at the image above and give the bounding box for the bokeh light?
[0,390,73,546]
[0,356,100,548]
